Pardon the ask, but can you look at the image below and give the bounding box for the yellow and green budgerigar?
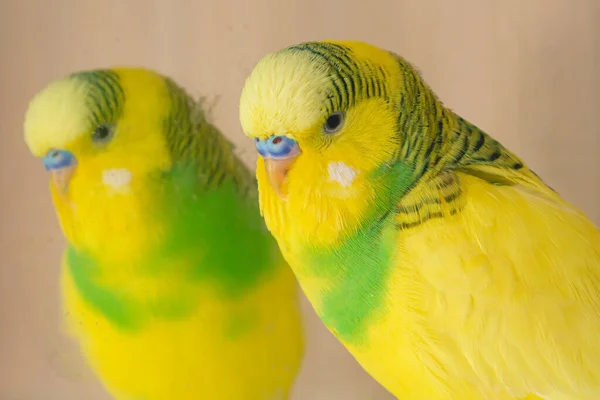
[239,40,600,400]
[24,67,304,400]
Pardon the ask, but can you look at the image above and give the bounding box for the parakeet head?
[240,40,444,245]
[25,68,198,195]
[24,68,222,253]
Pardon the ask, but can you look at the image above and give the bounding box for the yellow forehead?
[23,68,171,158]
[239,50,332,140]
[24,78,90,157]
[239,40,402,141]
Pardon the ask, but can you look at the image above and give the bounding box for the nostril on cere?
[254,136,300,160]
[265,136,298,158]
[42,149,76,171]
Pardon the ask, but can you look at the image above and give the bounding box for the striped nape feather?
[282,42,549,231]
[285,42,391,115]
[394,171,465,231]
[24,69,126,157]
[385,59,548,230]
[72,69,251,195]
[241,40,552,233]
[27,67,254,198]
[69,70,126,129]
[162,77,254,197]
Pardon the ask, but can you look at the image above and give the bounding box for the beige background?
[1,0,598,399]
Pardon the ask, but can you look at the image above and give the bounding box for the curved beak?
[254,135,301,200]
[42,149,77,195]
[263,156,299,200]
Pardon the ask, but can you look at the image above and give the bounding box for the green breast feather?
[67,174,279,333]
[66,71,279,334]
[299,162,417,345]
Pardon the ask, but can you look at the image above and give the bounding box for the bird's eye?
[323,112,344,134]
[91,124,114,144]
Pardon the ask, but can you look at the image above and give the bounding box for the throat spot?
[102,168,133,189]
[327,161,358,187]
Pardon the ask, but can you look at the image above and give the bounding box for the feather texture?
[240,40,600,399]
[25,67,304,400]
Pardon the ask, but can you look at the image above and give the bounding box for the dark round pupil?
[326,114,341,130]
[96,126,109,138]
[94,125,110,139]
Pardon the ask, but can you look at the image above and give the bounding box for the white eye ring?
[323,112,344,134]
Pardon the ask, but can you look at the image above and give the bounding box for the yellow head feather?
[25,70,305,400]
[239,40,542,249]
[24,77,91,157]
[240,40,418,246]
[24,68,173,168]
[24,68,194,259]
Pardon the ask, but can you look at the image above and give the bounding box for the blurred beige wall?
[0,0,598,399]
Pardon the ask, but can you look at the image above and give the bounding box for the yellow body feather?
[240,40,600,399]
[60,258,301,400]
[25,68,304,399]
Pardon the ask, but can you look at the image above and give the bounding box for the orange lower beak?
[50,164,76,196]
[264,157,299,200]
